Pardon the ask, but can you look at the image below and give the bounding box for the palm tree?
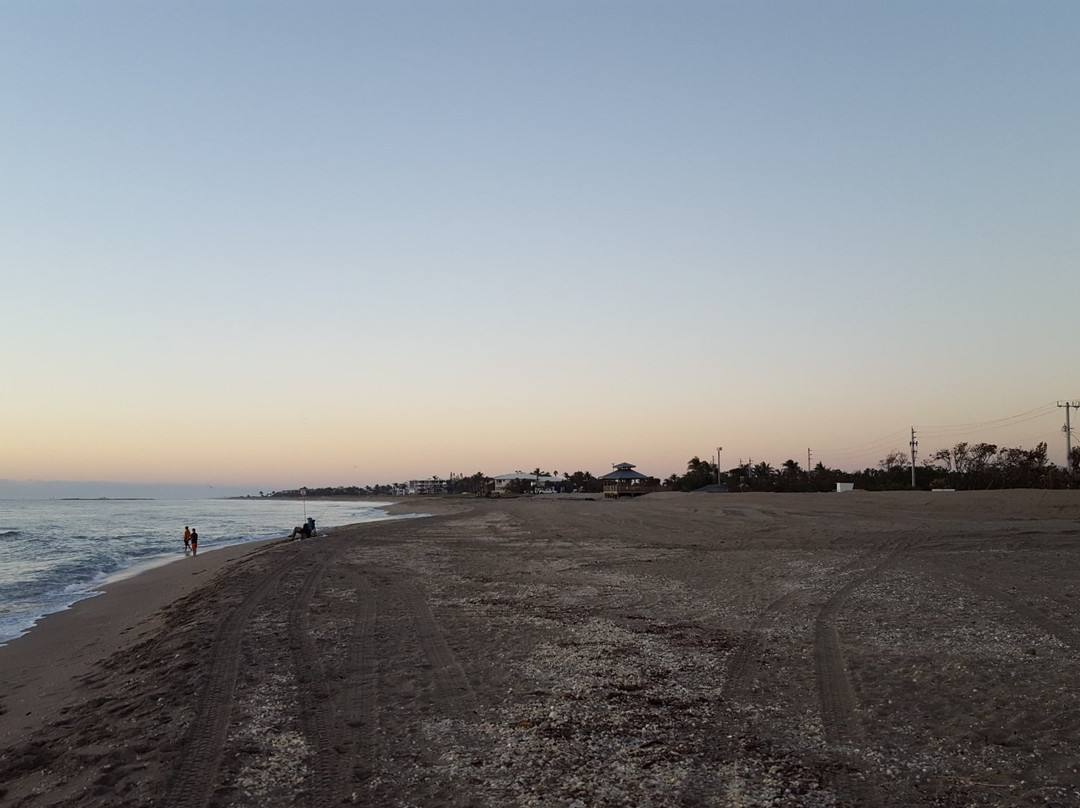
[751,461,775,479]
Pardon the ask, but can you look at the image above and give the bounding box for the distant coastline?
[59,497,155,501]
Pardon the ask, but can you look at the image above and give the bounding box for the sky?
[2,1,1079,496]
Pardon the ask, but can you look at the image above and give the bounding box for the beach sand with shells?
[2,490,1080,807]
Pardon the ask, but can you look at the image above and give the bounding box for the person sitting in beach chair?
[288,523,313,540]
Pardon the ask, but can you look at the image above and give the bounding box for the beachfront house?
[493,471,562,495]
[600,462,651,498]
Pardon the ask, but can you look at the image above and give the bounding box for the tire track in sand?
[722,590,802,708]
[341,570,379,787]
[681,550,892,806]
[686,548,901,806]
[289,553,380,806]
[813,548,911,807]
[683,589,803,806]
[399,579,478,712]
[288,555,338,808]
[352,573,478,806]
[163,551,292,808]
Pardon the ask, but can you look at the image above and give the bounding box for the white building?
[493,471,562,494]
[407,478,448,495]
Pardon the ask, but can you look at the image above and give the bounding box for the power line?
[813,404,1063,470]
[762,403,1073,474]
[998,428,1062,447]
[820,429,911,460]
[916,416,1057,441]
[916,402,1056,430]
[914,404,1057,439]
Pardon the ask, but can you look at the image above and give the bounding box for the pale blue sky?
[2,2,1079,490]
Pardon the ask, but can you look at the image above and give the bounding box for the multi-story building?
[407,478,448,495]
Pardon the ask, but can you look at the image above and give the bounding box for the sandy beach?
[1,491,1079,807]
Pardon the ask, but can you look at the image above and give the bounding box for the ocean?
[0,498,413,646]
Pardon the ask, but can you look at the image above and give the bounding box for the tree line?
[664,441,1076,492]
[254,440,1076,499]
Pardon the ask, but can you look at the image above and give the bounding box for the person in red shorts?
[189,528,198,556]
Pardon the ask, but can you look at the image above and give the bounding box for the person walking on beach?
[184,526,191,554]
[189,528,198,556]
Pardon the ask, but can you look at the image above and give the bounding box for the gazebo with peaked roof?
[599,462,651,498]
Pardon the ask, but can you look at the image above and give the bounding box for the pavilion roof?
[600,467,649,481]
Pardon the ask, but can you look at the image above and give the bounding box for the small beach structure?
[600,462,651,498]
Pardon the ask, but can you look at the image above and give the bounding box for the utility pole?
[807,448,812,478]
[1058,401,1080,474]
[716,446,723,486]
[909,428,918,489]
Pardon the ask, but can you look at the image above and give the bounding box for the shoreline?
[0,501,416,749]
[0,536,279,749]
[0,499,403,650]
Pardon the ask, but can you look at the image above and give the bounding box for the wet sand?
[2,491,1079,807]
